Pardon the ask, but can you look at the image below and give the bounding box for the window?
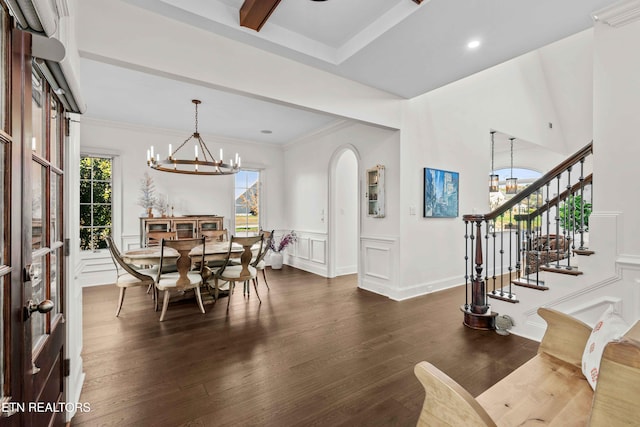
[234,170,260,237]
[80,156,113,250]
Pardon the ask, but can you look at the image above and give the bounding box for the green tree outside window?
[80,156,113,250]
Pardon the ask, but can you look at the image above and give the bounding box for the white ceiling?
[79,58,338,144]
[79,0,616,143]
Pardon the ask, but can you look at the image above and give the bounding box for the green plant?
[559,195,592,232]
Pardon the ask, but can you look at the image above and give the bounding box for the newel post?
[461,215,497,330]
[471,220,489,314]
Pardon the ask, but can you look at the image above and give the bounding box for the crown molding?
[592,0,640,27]
[81,116,284,150]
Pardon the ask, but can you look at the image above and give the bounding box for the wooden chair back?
[159,237,205,289]
[105,236,152,282]
[147,230,176,247]
[219,235,263,281]
[200,229,228,242]
[252,230,273,267]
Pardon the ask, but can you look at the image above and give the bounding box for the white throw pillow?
[581,306,631,390]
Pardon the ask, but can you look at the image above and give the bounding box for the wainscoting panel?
[285,231,328,277]
[78,234,139,287]
[360,235,398,298]
[77,254,114,287]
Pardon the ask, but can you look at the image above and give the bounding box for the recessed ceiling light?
[467,40,481,49]
[261,130,273,134]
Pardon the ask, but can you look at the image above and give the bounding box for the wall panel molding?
[285,230,328,277]
[360,235,399,299]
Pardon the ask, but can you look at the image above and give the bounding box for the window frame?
[233,168,262,237]
[79,150,121,253]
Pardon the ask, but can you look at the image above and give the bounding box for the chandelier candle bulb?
[168,144,172,159]
[195,145,198,159]
[150,145,154,159]
[235,153,239,164]
[147,149,150,162]
[220,149,223,162]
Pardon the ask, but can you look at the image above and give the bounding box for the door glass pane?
[0,8,7,132]
[31,255,47,349]
[32,162,46,250]
[31,70,44,157]
[0,6,7,400]
[50,172,60,243]
[50,98,60,167]
[0,142,4,265]
[50,249,60,316]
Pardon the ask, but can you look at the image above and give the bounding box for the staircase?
[461,142,596,336]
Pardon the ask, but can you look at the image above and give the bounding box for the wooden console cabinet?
[140,215,224,247]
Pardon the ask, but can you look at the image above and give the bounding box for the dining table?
[122,241,256,303]
[122,241,247,266]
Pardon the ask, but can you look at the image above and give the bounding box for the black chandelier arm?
[171,134,195,159]
[196,135,217,163]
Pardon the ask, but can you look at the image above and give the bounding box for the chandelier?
[147,99,240,175]
[489,130,499,192]
[505,137,518,194]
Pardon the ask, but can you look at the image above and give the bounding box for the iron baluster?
[464,220,469,310]
[555,175,562,268]
[579,158,586,250]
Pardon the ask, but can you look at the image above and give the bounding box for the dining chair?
[105,236,155,317]
[147,230,176,247]
[252,230,274,291]
[207,234,264,311]
[155,237,207,321]
[200,229,228,242]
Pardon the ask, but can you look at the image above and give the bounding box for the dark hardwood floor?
[74,266,538,426]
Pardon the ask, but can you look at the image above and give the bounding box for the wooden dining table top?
[122,241,246,265]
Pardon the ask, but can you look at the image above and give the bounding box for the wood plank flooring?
[74,267,538,426]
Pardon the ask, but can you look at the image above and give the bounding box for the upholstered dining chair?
[200,229,228,242]
[105,236,155,317]
[252,230,274,291]
[207,234,264,311]
[155,237,206,321]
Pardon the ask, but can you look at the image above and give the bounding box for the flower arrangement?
[270,231,297,253]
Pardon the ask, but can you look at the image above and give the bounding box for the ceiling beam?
[239,0,282,32]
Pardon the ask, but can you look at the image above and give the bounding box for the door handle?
[23,299,54,320]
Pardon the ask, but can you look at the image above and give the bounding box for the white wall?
[590,12,640,325]
[593,17,640,257]
[397,30,594,299]
[79,118,285,285]
[283,122,400,280]
[334,150,358,276]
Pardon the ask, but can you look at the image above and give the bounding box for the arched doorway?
[329,145,360,279]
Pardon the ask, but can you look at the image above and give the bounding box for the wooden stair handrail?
[463,141,593,222]
[514,174,592,222]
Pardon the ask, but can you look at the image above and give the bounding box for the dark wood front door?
[0,23,66,426]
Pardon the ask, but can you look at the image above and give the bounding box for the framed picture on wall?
[423,167,459,218]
